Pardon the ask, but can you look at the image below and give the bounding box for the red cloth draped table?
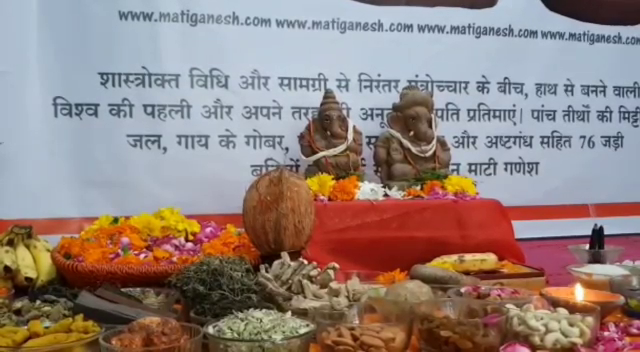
[303,198,525,272]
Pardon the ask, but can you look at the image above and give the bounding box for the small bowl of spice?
[204,309,316,352]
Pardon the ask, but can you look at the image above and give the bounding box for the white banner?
[1,0,639,220]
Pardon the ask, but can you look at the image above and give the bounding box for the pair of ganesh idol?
[298,86,452,190]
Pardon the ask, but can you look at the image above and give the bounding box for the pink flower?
[500,342,532,352]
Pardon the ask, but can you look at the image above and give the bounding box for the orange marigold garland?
[56,210,260,266]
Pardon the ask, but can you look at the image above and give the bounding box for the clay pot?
[540,0,640,26]
[242,168,315,256]
[349,0,498,8]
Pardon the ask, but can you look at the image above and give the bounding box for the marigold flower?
[405,188,425,199]
[375,269,409,286]
[443,175,478,196]
[329,176,360,201]
[423,180,444,195]
[307,173,336,199]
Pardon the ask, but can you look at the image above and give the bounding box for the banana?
[24,229,56,287]
[0,230,18,278]
[13,232,38,288]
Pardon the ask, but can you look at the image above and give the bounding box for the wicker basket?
[52,250,188,288]
[52,251,261,289]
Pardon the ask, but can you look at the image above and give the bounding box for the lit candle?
[574,283,585,302]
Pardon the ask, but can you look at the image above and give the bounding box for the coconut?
[242,167,315,256]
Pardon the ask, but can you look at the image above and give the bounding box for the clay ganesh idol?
[298,89,363,179]
[373,85,451,189]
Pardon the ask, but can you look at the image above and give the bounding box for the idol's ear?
[387,111,408,137]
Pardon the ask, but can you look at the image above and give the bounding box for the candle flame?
[575,283,584,302]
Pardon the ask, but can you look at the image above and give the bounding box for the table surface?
[305,198,525,272]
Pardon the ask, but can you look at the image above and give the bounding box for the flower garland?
[56,208,259,266]
[306,173,478,201]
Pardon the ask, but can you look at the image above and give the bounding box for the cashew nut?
[528,335,542,347]
[524,312,545,332]
[567,337,584,346]
[546,320,560,332]
[559,320,580,338]
[543,332,568,349]
[507,304,592,349]
[533,312,550,324]
[583,316,595,329]
[567,314,582,325]
[511,316,529,333]
[576,322,591,342]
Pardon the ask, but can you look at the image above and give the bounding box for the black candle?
[588,224,599,251]
[587,224,604,264]
[597,225,605,250]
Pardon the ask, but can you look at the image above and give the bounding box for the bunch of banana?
[0,225,57,290]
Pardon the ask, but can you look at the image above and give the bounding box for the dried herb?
[207,309,314,341]
[168,257,273,319]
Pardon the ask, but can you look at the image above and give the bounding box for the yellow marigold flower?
[443,175,478,196]
[128,213,164,239]
[306,173,336,198]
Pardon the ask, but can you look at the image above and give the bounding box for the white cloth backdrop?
[1,0,639,238]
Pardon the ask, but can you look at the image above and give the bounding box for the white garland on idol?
[300,118,355,163]
[385,113,438,158]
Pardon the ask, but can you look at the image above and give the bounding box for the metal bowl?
[567,244,625,264]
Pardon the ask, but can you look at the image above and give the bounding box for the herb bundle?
[168,257,273,319]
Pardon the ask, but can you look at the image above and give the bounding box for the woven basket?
[52,251,261,289]
[52,250,187,288]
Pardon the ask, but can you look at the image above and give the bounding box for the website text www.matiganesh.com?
[118,10,640,46]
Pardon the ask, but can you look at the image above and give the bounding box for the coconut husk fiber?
[242,168,315,256]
